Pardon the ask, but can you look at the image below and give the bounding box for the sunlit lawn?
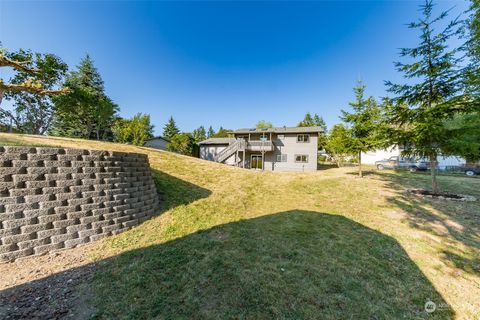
[1,133,479,319]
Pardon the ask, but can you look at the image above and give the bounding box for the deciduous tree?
[112,113,154,146]
[0,48,70,104]
[0,48,69,134]
[255,120,273,129]
[167,133,196,156]
[324,124,356,168]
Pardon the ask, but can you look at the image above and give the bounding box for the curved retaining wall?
[0,146,159,262]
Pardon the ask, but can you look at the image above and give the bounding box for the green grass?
[1,133,479,319]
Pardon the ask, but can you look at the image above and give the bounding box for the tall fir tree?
[385,0,465,193]
[163,116,179,140]
[50,54,118,140]
[298,113,314,127]
[313,114,327,131]
[207,126,215,138]
[341,81,382,177]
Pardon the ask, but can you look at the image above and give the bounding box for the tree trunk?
[430,155,438,194]
[358,151,363,178]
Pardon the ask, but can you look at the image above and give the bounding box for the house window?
[277,134,285,140]
[276,154,287,162]
[297,134,310,143]
[295,154,308,163]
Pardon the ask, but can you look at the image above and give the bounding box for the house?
[199,126,323,172]
[361,146,466,169]
[145,136,170,151]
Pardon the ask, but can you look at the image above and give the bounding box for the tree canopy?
[0,48,69,134]
[298,112,327,131]
[385,0,466,193]
[0,47,70,105]
[341,81,382,177]
[255,120,273,129]
[163,116,180,140]
[168,133,197,156]
[112,113,154,146]
[324,124,356,168]
[50,55,118,140]
[192,126,207,143]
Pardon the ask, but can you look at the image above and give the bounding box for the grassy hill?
[1,133,479,319]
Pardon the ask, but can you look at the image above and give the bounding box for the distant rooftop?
[198,137,235,145]
[232,126,324,134]
[147,136,170,142]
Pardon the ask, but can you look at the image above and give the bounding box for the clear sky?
[0,1,468,135]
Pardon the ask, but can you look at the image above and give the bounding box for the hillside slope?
[0,133,479,319]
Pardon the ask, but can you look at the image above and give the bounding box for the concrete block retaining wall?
[0,146,159,262]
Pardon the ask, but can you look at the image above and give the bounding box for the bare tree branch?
[0,81,71,104]
[0,54,40,75]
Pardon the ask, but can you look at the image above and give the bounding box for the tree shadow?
[0,210,453,319]
[374,171,480,276]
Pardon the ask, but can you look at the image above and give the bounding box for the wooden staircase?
[214,140,245,163]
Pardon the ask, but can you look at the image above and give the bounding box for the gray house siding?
[200,144,236,165]
[199,127,322,172]
[271,133,318,172]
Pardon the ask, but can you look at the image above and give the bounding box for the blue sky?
[0,1,468,135]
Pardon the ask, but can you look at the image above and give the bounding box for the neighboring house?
[361,146,466,169]
[145,136,170,151]
[199,126,323,172]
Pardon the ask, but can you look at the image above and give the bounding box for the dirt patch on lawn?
[0,244,99,319]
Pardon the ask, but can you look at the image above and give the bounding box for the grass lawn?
[1,133,479,319]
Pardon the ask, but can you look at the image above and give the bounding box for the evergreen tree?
[341,81,382,177]
[298,113,314,127]
[50,54,118,140]
[163,116,179,140]
[442,112,480,164]
[207,126,215,138]
[192,126,207,142]
[313,114,327,131]
[385,0,465,193]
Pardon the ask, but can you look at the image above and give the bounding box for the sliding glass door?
[251,154,263,170]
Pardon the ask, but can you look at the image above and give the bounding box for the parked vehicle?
[462,165,480,177]
[375,156,429,172]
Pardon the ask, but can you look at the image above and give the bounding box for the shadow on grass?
[374,170,480,275]
[151,169,211,215]
[0,210,454,319]
[317,163,338,171]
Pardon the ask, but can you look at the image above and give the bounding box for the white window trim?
[276,154,287,162]
[297,134,310,143]
[295,154,309,163]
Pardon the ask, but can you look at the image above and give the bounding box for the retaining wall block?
[0,147,160,262]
